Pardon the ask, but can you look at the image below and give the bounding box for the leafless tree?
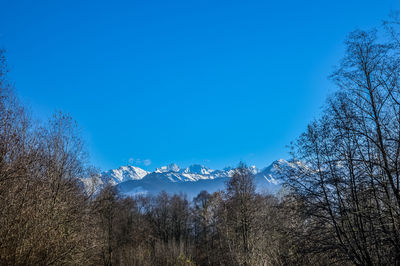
[285,25,400,265]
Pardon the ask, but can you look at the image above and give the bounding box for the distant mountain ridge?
[102,165,149,185]
[82,159,301,199]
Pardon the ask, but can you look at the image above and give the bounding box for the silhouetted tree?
[286,25,400,265]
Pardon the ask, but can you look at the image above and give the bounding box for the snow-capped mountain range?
[82,159,300,199]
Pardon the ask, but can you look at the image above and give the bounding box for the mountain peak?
[101,165,149,185]
[249,165,259,174]
[183,164,213,175]
[156,163,180,173]
[82,159,294,198]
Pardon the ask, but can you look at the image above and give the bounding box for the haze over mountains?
[82,159,301,198]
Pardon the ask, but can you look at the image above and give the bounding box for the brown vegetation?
[1,15,400,265]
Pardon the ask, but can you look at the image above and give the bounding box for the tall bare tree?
[286,25,400,265]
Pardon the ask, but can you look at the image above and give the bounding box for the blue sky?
[1,0,398,171]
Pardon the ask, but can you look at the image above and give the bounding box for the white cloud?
[128,158,152,167]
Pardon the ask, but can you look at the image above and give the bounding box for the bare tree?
[286,26,400,265]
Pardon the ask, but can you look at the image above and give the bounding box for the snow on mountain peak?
[183,164,213,175]
[102,165,149,185]
[249,165,259,174]
[82,159,298,198]
[156,163,180,173]
[255,159,303,185]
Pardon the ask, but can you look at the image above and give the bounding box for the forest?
[1,16,400,266]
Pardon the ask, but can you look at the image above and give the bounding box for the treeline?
[0,46,333,265]
[0,72,304,266]
[91,166,292,265]
[0,49,297,265]
[2,16,400,265]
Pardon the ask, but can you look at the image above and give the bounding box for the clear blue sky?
[1,0,398,171]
